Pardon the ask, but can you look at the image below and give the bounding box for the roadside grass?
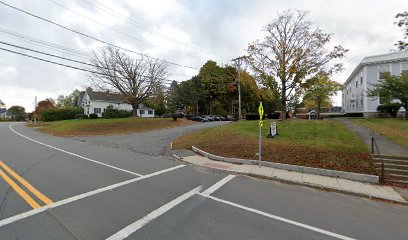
[173,119,376,175]
[31,117,196,136]
[353,118,408,149]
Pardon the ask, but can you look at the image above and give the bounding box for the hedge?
[40,107,83,122]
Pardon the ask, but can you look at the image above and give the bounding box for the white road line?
[201,174,235,196]
[0,164,185,228]
[8,123,142,177]
[105,174,236,239]
[200,194,357,240]
[106,186,202,240]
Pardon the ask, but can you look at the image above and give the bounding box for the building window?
[360,73,363,85]
[379,64,390,79]
[402,62,408,74]
[148,110,153,115]
[94,108,101,114]
[360,97,363,107]
[355,80,358,88]
[140,110,145,115]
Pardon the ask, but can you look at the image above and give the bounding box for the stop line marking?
[0,164,185,228]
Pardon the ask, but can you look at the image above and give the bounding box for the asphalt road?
[0,121,407,240]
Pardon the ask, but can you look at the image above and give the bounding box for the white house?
[78,88,155,118]
[342,50,408,117]
[0,108,6,119]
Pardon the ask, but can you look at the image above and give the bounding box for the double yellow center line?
[0,160,53,209]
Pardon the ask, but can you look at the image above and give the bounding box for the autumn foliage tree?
[395,11,408,50]
[302,73,342,119]
[246,10,347,120]
[34,99,55,119]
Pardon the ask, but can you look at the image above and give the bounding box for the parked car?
[214,116,221,121]
[191,115,203,122]
[200,116,209,122]
[225,115,234,121]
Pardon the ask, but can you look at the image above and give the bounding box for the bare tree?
[246,10,347,120]
[88,46,168,116]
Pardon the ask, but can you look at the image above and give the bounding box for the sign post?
[258,102,264,167]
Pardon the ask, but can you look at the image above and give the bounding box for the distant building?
[78,88,155,118]
[0,108,6,119]
[295,107,342,119]
[342,50,408,117]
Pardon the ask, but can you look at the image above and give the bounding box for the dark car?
[200,116,210,122]
[214,116,221,121]
[191,115,203,122]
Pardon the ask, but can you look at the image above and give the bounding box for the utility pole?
[34,96,37,125]
[232,56,245,120]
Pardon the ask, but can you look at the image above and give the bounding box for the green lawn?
[173,119,376,174]
[353,118,408,149]
[32,117,195,136]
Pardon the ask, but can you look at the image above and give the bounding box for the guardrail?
[371,136,385,184]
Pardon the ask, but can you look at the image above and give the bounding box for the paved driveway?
[0,122,407,240]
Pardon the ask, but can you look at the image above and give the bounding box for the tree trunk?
[280,83,287,120]
[131,103,139,117]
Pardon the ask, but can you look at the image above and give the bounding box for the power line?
[0,27,91,60]
[45,0,211,62]
[0,40,96,67]
[80,0,231,60]
[0,46,180,83]
[0,0,199,70]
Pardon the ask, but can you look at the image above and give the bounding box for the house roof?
[344,49,408,86]
[86,88,128,103]
[138,104,154,110]
[78,91,85,105]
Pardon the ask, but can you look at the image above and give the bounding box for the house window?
[148,110,153,115]
[140,110,145,115]
[360,97,363,107]
[379,64,390,79]
[402,62,408,74]
[360,73,363,85]
[94,108,101,114]
[355,80,358,88]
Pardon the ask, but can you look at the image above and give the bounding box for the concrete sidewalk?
[341,120,408,156]
[172,150,407,204]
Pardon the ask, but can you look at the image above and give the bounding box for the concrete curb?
[172,152,407,205]
[191,146,379,184]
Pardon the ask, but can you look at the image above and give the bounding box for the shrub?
[118,110,131,118]
[172,112,183,121]
[102,105,131,119]
[89,113,98,119]
[343,112,364,118]
[377,103,402,118]
[267,112,280,119]
[40,107,83,122]
[75,114,88,119]
[102,105,119,118]
[245,113,265,120]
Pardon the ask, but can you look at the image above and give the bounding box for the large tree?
[198,60,227,115]
[246,10,347,120]
[395,11,408,50]
[88,46,168,116]
[367,72,408,119]
[7,106,25,121]
[302,73,342,119]
[56,89,81,107]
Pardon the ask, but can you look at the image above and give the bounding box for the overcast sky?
[0,0,407,112]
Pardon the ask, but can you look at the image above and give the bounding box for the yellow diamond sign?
[258,102,264,120]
